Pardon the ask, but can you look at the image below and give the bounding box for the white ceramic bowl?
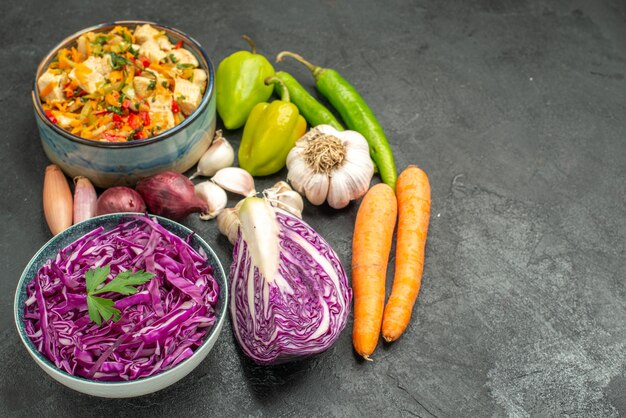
[14,213,227,398]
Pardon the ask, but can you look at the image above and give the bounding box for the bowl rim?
[32,20,215,149]
[13,213,228,387]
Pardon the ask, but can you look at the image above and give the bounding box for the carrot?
[352,183,397,360]
[382,165,431,342]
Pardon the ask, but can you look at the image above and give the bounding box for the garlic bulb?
[263,181,304,218]
[212,167,256,197]
[189,130,235,179]
[286,125,374,209]
[195,181,228,220]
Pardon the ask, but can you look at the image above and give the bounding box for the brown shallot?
[43,164,73,235]
[73,176,97,224]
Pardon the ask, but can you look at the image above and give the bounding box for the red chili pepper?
[139,111,150,126]
[128,113,142,130]
[171,100,180,114]
[121,99,131,110]
[44,110,58,124]
[135,69,142,76]
[112,113,123,129]
[65,90,74,98]
[134,129,146,140]
[142,58,151,68]
[101,131,125,142]
[174,40,184,49]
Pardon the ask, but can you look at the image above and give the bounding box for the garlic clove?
[190,130,235,179]
[195,181,228,220]
[263,182,304,218]
[327,169,354,209]
[339,129,370,153]
[286,151,314,194]
[273,181,293,194]
[212,167,256,197]
[276,190,304,218]
[303,173,330,206]
[344,148,375,199]
[217,207,240,244]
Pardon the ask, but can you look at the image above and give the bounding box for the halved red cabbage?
[23,215,219,381]
[230,198,351,365]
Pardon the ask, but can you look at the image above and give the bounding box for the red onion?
[136,171,208,220]
[96,186,147,215]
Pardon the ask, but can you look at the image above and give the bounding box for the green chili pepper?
[273,71,344,131]
[216,36,275,130]
[276,51,397,190]
[238,77,307,177]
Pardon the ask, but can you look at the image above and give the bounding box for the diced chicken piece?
[133,76,154,99]
[139,39,167,64]
[149,93,175,134]
[53,112,74,129]
[191,69,207,92]
[168,49,199,67]
[76,34,89,59]
[68,55,112,94]
[134,24,160,44]
[107,34,124,46]
[88,54,113,75]
[134,24,172,50]
[157,35,173,51]
[156,73,170,89]
[174,77,202,116]
[37,70,67,102]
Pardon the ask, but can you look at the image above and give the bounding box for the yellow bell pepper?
[238,77,307,176]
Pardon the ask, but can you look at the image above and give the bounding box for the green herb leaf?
[85,265,110,293]
[87,295,121,325]
[148,80,156,91]
[108,52,132,70]
[176,63,195,69]
[168,53,178,63]
[93,269,155,295]
[85,266,155,325]
[106,105,124,115]
[93,35,107,46]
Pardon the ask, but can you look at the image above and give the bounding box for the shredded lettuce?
[23,215,219,381]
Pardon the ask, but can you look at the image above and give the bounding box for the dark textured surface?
[1,0,625,416]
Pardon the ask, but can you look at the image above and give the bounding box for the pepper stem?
[276,51,323,78]
[241,35,257,54]
[264,76,290,102]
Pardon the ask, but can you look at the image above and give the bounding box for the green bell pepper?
[216,36,275,130]
[238,77,307,176]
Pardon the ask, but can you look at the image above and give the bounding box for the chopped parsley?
[108,52,132,70]
[176,63,195,69]
[106,105,124,115]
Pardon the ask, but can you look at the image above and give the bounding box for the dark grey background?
[1,0,625,416]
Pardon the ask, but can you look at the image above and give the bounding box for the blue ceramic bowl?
[33,21,216,188]
[14,213,228,398]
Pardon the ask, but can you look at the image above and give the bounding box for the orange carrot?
[352,183,397,360]
[382,165,431,342]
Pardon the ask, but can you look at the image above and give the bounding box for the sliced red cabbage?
[230,198,351,365]
[23,215,219,381]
